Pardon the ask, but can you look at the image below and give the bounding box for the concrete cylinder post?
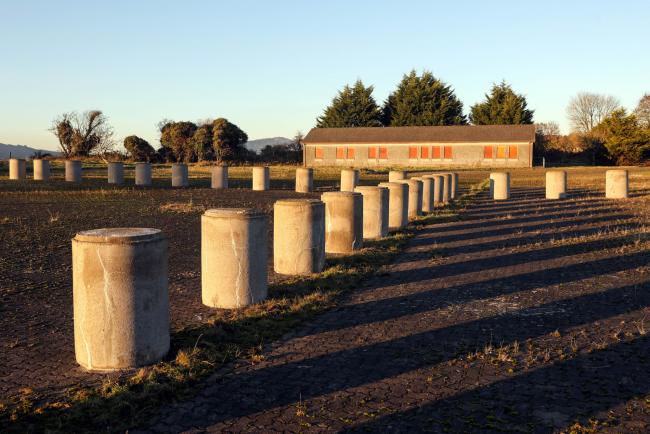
[412,177,434,213]
[397,179,423,220]
[606,169,629,199]
[72,228,169,371]
[295,168,314,193]
[489,173,497,197]
[429,175,444,207]
[171,163,189,187]
[388,170,407,182]
[340,169,360,192]
[274,199,325,275]
[441,173,452,204]
[201,209,268,308]
[107,162,124,185]
[9,158,26,180]
[135,162,152,186]
[252,166,270,191]
[378,182,409,231]
[491,172,510,200]
[65,160,82,183]
[321,191,363,253]
[450,173,459,200]
[33,159,50,181]
[211,165,228,189]
[546,170,568,199]
[354,186,389,239]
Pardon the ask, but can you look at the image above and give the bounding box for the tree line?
[50,114,254,163]
[318,70,649,165]
[316,70,534,128]
[537,92,650,165]
[50,112,303,163]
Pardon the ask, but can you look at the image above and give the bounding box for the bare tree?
[634,93,650,128]
[536,121,561,137]
[50,110,114,157]
[566,92,620,133]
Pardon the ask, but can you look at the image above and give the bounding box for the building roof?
[303,125,536,144]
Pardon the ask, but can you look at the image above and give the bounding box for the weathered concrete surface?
[135,163,152,186]
[489,172,496,197]
[606,169,629,199]
[388,170,407,182]
[441,173,452,204]
[201,209,268,308]
[321,191,363,253]
[449,172,459,200]
[354,186,389,239]
[295,168,314,193]
[546,170,568,199]
[431,175,445,207]
[171,164,189,187]
[108,162,124,185]
[397,179,423,220]
[378,182,408,230]
[33,159,50,181]
[274,199,325,275]
[340,169,360,192]
[72,228,169,371]
[412,177,434,213]
[491,172,510,200]
[9,159,26,180]
[253,166,270,191]
[65,160,82,183]
[211,166,228,189]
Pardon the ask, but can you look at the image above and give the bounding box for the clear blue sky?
[1,0,649,151]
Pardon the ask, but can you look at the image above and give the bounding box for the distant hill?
[244,137,293,154]
[0,143,60,159]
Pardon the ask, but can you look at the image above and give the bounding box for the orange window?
[443,146,453,159]
[347,147,355,159]
[315,147,324,159]
[508,145,518,159]
[432,146,441,159]
[484,145,493,159]
[409,146,418,159]
[336,147,345,159]
[368,146,377,159]
[379,147,388,159]
[420,146,429,159]
[496,145,506,159]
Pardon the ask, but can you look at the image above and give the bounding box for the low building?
[302,125,536,168]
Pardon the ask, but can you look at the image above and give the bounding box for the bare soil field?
[1,165,649,432]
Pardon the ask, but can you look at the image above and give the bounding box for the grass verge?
[0,181,487,433]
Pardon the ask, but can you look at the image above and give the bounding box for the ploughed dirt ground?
[1,165,650,432]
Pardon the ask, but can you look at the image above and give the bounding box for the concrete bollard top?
[74,228,164,244]
[275,198,322,207]
[354,185,387,193]
[204,208,266,220]
[321,191,362,200]
[378,181,405,188]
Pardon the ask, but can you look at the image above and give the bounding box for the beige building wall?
[304,142,533,168]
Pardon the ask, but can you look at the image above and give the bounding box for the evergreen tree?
[212,118,248,161]
[470,81,534,125]
[190,123,214,161]
[124,135,155,162]
[159,121,197,162]
[594,108,650,165]
[316,80,383,127]
[382,70,466,126]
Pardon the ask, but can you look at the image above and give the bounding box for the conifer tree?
[470,81,534,125]
[382,70,466,126]
[316,80,383,127]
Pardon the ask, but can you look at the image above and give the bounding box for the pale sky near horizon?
[1,0,649,152]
